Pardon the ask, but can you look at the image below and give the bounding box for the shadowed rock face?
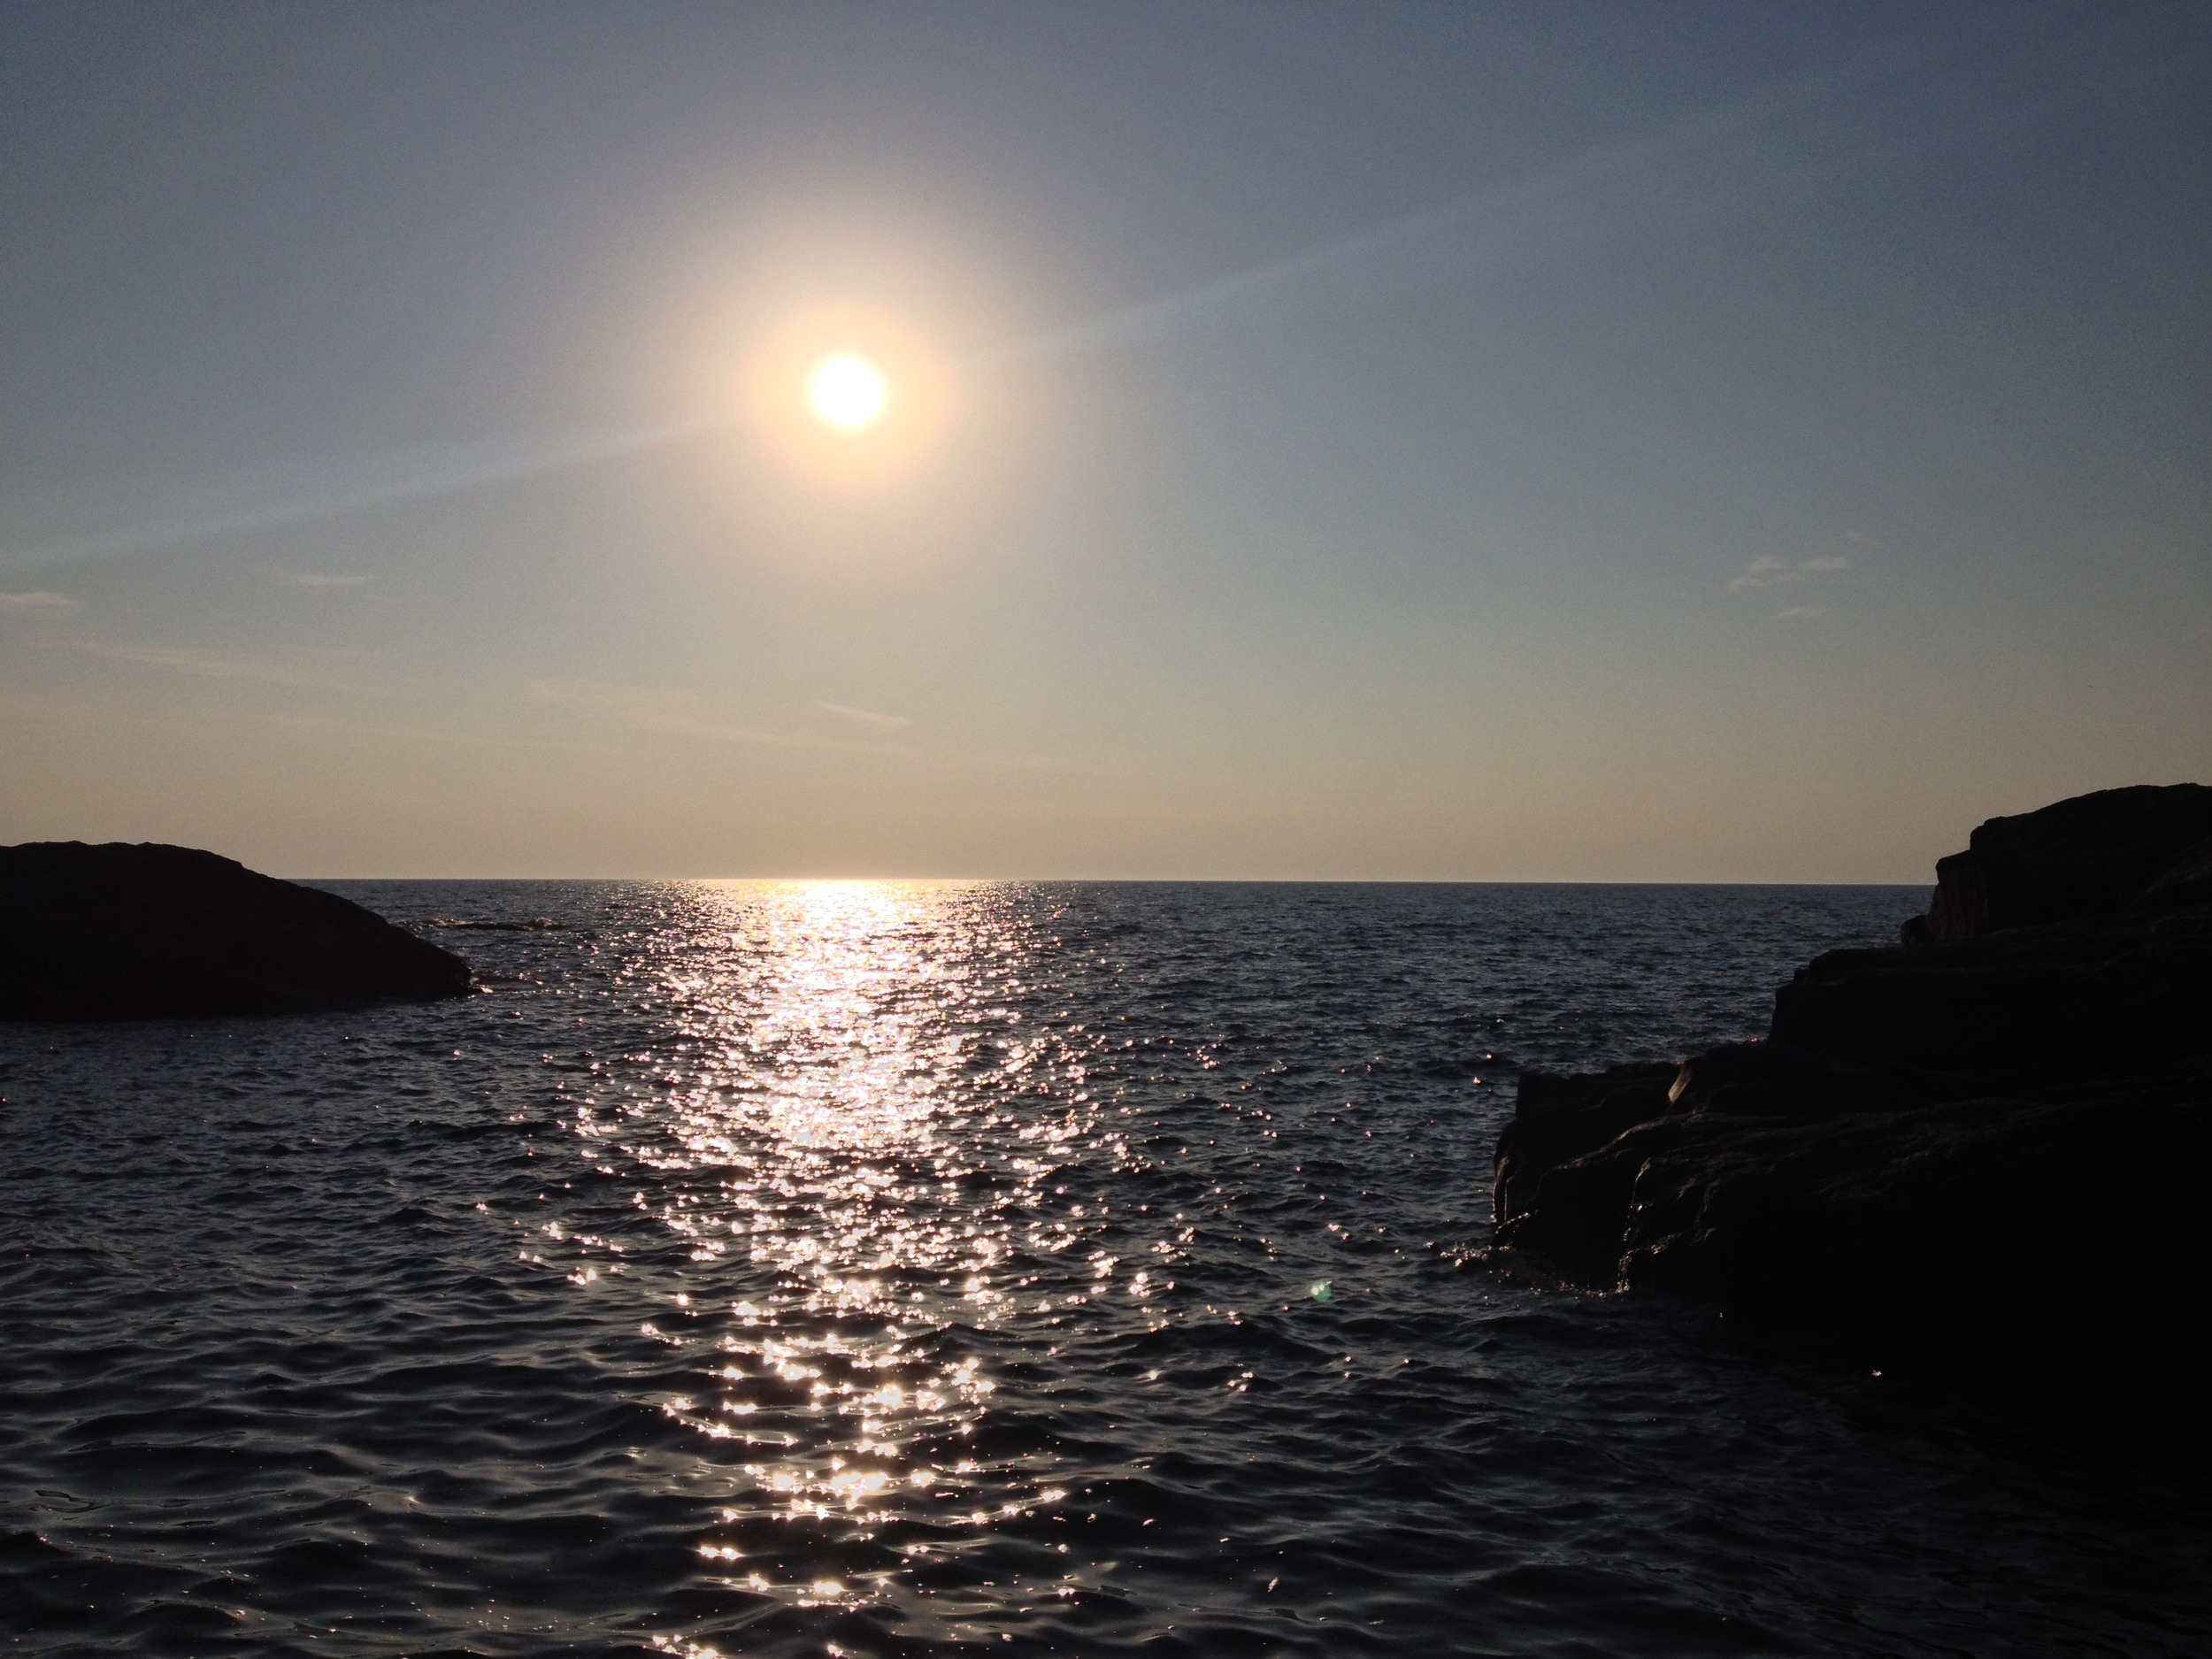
[1902,781,2212,943]
[0,841,472,1018]
[1491,784,2212,1386]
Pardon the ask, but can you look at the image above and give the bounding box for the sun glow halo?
[742,305,956,489]
[808,355,888,430]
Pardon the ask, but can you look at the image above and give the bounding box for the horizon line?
[288,872,1932,887]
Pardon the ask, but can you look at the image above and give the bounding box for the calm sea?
[4,881,2208,1656]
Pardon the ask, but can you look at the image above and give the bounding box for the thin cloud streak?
[523,678,1124,779]
[0,8,2095,580]
[0,590,80,614]
[973,10,2068,367]
[816,700,910,733]
[523,678,880,756]
[1728,556,1853,592]
[43,637,393,693]
[1,415,733,577]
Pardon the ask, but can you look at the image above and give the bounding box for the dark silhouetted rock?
[1899,782,2212,943]
[1771,902,2212,1078]
[1489,785,2212,1388]
[0,841,472,1018]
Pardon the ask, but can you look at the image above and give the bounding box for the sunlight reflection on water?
[590,882,1125,1627]
[12,879,2197,1657]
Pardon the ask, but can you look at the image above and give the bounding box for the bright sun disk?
[808,355,887,430]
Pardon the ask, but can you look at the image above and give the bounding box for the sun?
[740,304,955,488]
[808,354,887,431]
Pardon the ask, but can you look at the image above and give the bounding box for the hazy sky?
[3,2,2205,879]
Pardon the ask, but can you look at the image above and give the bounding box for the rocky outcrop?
[0,841,472,1018]
[1900,782,2212,943]
[1490,784,2212,1383]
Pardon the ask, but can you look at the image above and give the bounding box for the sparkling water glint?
[5,881,2207,1655]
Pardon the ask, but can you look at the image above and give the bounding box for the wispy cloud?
[1727,557,1792,591]
[524,678,823,750]
[1770,604,1825,621]
[5,12,2075,583]
[816,700,910,733]
[521,679,1125,780]
[1844,530,1882,548]
[275,571,370,588]
[983,11,2072,368]
[45,638,388,693]
[0,590,79,615]
[1,415,735,576]
[1727,555,1852,592]
[518,678,1041,771]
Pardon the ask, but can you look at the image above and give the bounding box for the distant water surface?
[4,882,2208,1656]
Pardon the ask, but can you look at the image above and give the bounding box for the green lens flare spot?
[1310,1281,1332,1303]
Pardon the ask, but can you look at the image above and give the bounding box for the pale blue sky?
[2,2,2204,877]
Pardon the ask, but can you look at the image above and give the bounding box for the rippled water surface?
[5,882,2208,1656]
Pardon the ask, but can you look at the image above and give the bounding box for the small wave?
[418,916,567,931]
[6,879,2204,1658]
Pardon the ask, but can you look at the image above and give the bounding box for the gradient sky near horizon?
[2,1,2205,879]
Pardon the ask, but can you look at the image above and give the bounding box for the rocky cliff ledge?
[1491,785,2212,1383]
[0,841,472,1018]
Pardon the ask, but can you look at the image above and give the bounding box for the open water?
[4,881,2208,1656]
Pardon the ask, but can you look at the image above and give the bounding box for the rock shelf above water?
[0,841,472,1018]
[1490,784,2212,1385]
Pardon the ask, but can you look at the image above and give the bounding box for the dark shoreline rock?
[0,841,472,1019]
[1490,784,2212,1387]
[1901,781,2212,943]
